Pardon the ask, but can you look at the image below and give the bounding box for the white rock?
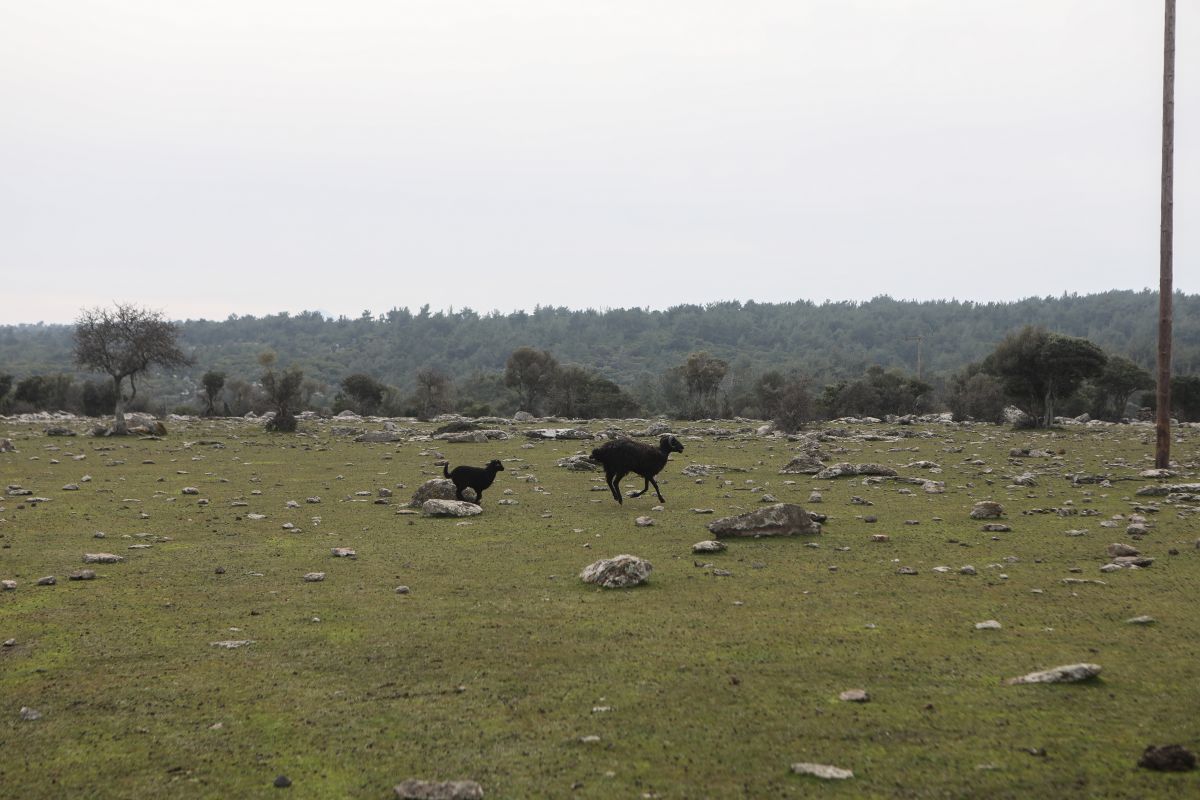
[791,762,854,780]
[1006,663,1101,685]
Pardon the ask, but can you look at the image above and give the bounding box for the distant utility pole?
[1156,0,1176,469]
[906,335,925,381]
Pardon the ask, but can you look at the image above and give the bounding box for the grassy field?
[1,415,1198,799]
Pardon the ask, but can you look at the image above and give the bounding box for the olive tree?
[981,326,1106,427]
[504,347,559,415]
[73,304,191,434]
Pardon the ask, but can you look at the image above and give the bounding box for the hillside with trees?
[1,290,1198,421]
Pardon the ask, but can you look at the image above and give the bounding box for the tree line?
[4,297,1200,427]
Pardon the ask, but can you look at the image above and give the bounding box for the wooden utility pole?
[1156,0,1176,469]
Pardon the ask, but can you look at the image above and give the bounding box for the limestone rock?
[778,454,826,474]
[556,455,599,471]
[303,572,326,582]
[790,762,853,780]
[331,548,356,558]
[707,504,821,538]
[410,479,457,506]
[355,431,404,443]
[691,540,727,554]
[580,554,652,588]
[68,570,96,581]
[969,501,1004,520]
[422,499,483,518]
[1107,543,1139,557]
[1006,663,1101,685]
[838,689,869,702]
[975,620,1002,630]
[83,553,123,564]
[394,779,484,800]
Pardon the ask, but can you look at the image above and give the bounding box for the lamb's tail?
[442,463,451,478]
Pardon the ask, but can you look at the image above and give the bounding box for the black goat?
[590,434,684,505]
[442,459,505,504]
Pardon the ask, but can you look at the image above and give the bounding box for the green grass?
[2,418,1199,798]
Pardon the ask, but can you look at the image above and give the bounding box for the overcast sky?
[2,1,1195,324]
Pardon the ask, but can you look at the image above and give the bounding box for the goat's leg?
[648,476,666,503]
[605,470,623,504]
[610,471,627,504]
[630,476,651,497]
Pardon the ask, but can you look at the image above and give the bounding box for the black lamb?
[442,459,505,504]
[590,434,685,505]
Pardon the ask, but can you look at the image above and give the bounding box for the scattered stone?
[707,504,821,538]
[422,499,483,518]
[69,569,96,581]
[1,580,17,590]
[303,572,326,582]
[210,640,254,649]
[181,487,200,495]
[20,706,42,721]
[839,689,869,702]
[975,620,1002,630]
[274,775,292,788]
[1126,615,1156,625]
[580,554,652,588]
[1005,663,1101,685]
[394,779,484,800]
[959,566,977,577]
[969,501,1004,520]
[691,540,726,554]
[981,523,1011,532]
[897,566,918,575]
[395,585,411,595]
[790,762,854,780]
[82,552,124,564]
[36,576,56,586]
[635,516,654,527]
[331,548,356,558]
[1107,543,1139,557]
[690,508,714,514]
[1138,744,1196,772]
[61,483,80,491]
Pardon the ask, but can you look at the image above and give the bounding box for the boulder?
[691,540,726,554]
[513,411,535,422]
[555,455,600,471]
[434,431,489,444]
[707,504,822,538]
[778,454,826,474]
[524,428,594,440]
[410,479,457,506]
[1003,406,1032,426]
[394,779,484,800]
[855,463,897,476]
[1107,543,1139,558]
[355,431,404,443]
[969,501,1004,520]
[83,553,123,564]
[580,554,652,588]
[815,463,858,479]
[421,499,483,518]
[1005,663,1101,685]
[790,763,853,780]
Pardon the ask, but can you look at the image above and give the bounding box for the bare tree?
[414,366,452,420]
[73,304,191,434]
